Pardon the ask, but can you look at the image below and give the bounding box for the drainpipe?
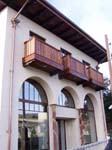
[7,1,29,150]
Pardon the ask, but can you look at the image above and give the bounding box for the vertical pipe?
[7,1,29,150]
[7,19,17,150]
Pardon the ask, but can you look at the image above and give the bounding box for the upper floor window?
[61,48,71,57]
[83,60,90,69]
[58,89,75,108]
[30,30,46,42]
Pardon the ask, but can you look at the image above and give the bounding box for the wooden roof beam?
[51,22,64,31]
[37,0,106,53]
[64,32,77,39]
[57,28,69,36]
[74,40,88,47]
[78,42,92,50]
[32,8,46,20]
[59,29,73,38]
[40,15,55,26]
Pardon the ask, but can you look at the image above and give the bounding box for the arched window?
[58,89,75,108]
[81,96,97,145]
[18,79,48,150]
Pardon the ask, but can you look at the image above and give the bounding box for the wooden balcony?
[23,36,63,75]
[85,67,104,90]
[23,36,104,90]
[59,55,89,84]
[59,55,104,90]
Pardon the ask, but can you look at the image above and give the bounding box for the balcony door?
[57,120,66,150]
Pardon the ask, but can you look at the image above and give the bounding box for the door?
[57,120,66,150]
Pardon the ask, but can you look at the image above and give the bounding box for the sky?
[47,0,112,78]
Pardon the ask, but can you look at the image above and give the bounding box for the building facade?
[0,0,107,150]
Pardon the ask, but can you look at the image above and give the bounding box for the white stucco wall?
[0,8,9,148]
[0,8,8,111]
[0,7,106,150]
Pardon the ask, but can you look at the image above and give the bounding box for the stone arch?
[59,86,80,109]
[18,76,55,105]
[83,93,98,111]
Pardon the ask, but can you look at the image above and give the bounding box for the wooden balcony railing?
[23,36,104,90]
[60,55,89,84]
[87,67,104,90]
[60,55,104,90]
[23,36,63,75]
